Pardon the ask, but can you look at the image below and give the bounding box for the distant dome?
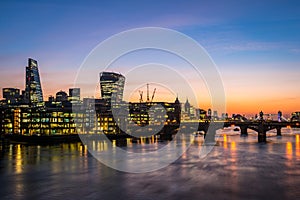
[56,91,67,96]
[56,90,68,102]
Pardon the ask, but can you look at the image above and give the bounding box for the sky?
[0,0,300,116]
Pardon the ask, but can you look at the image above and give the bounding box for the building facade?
[68,88,80,103]
[25,58,43,106]
[2,88,21,105]
[99,72,125,107]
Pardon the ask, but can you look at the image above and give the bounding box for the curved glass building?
[99,72,125,107]
[25,58,43,106]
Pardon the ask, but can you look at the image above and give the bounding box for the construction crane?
[151,88,156,102]
[139,90,143,103]
[146,83,150,102]
[139,83,156,103]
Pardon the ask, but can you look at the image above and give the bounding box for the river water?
[0,128,299,200]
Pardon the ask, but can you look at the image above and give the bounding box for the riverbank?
[3,134,82,144]
[1,133,174,145]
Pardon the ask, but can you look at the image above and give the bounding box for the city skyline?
[0,57,296,119]
[0,1,300,115]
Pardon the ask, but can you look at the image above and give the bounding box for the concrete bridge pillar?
[240,125,248,136]
[203,122,222,143]
[276,127,281,136]
[258,122,266,143]
[202,122,210,138]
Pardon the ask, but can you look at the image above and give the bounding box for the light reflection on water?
[0,129,300,199]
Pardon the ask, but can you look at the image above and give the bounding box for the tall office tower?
[99,72,125,106]
[25,58,44,105]
[69,88,80,102]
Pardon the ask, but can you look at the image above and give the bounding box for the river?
[0,128,299,199]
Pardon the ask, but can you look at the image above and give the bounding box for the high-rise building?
[2,88,20,104]
[25,58,43,105]
[68,88,80,102]
[99,72,125,106]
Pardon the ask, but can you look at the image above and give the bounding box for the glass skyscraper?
[25,58,43,105]
[99,72,125,106]
[69,88,80,102]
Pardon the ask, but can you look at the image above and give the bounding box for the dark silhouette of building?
[291,112,300,122]
[2,88,20,104]
[24,58,43,106]
[99,72,125,106]
[184,98,191,116]
[56,90,68,102]
[196,108,207,120]
[48,95,55,102]
[207,108,212,119]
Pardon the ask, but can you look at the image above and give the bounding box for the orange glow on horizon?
[1,69,298,117]
[32,88,298,117]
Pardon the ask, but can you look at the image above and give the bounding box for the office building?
[2,88,20,104]
[68,88,80,102]
[25,58,43,105]
[99,72,125,106]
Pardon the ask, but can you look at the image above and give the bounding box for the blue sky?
[1,0,300,114]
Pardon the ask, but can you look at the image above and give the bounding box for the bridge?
[178,120,300,143]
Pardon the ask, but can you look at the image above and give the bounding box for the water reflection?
[79,144,88,157]
[0,130,300,199]
[16,145,23,174]
[286,142,293,161]
[296,135,300,158]
[223,134,228,149]
[2,133,300,170]
[231,141,236,151]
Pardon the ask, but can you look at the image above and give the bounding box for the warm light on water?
[231,141,236,151]
[1,130,300,199]
[223,134,228,149]
[15,145,22,174]
[296,135,300,157]
[286,142,293,160]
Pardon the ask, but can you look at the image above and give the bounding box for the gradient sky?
[1,0,300,116]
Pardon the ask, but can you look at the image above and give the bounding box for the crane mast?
[151,88,156,102]
[139,83,156,103]
[139,90,143,103]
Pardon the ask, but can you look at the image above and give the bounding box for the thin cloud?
[290,48,300,54]
[204,38,283,53]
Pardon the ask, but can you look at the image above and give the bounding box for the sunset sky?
[1,0,300,116]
